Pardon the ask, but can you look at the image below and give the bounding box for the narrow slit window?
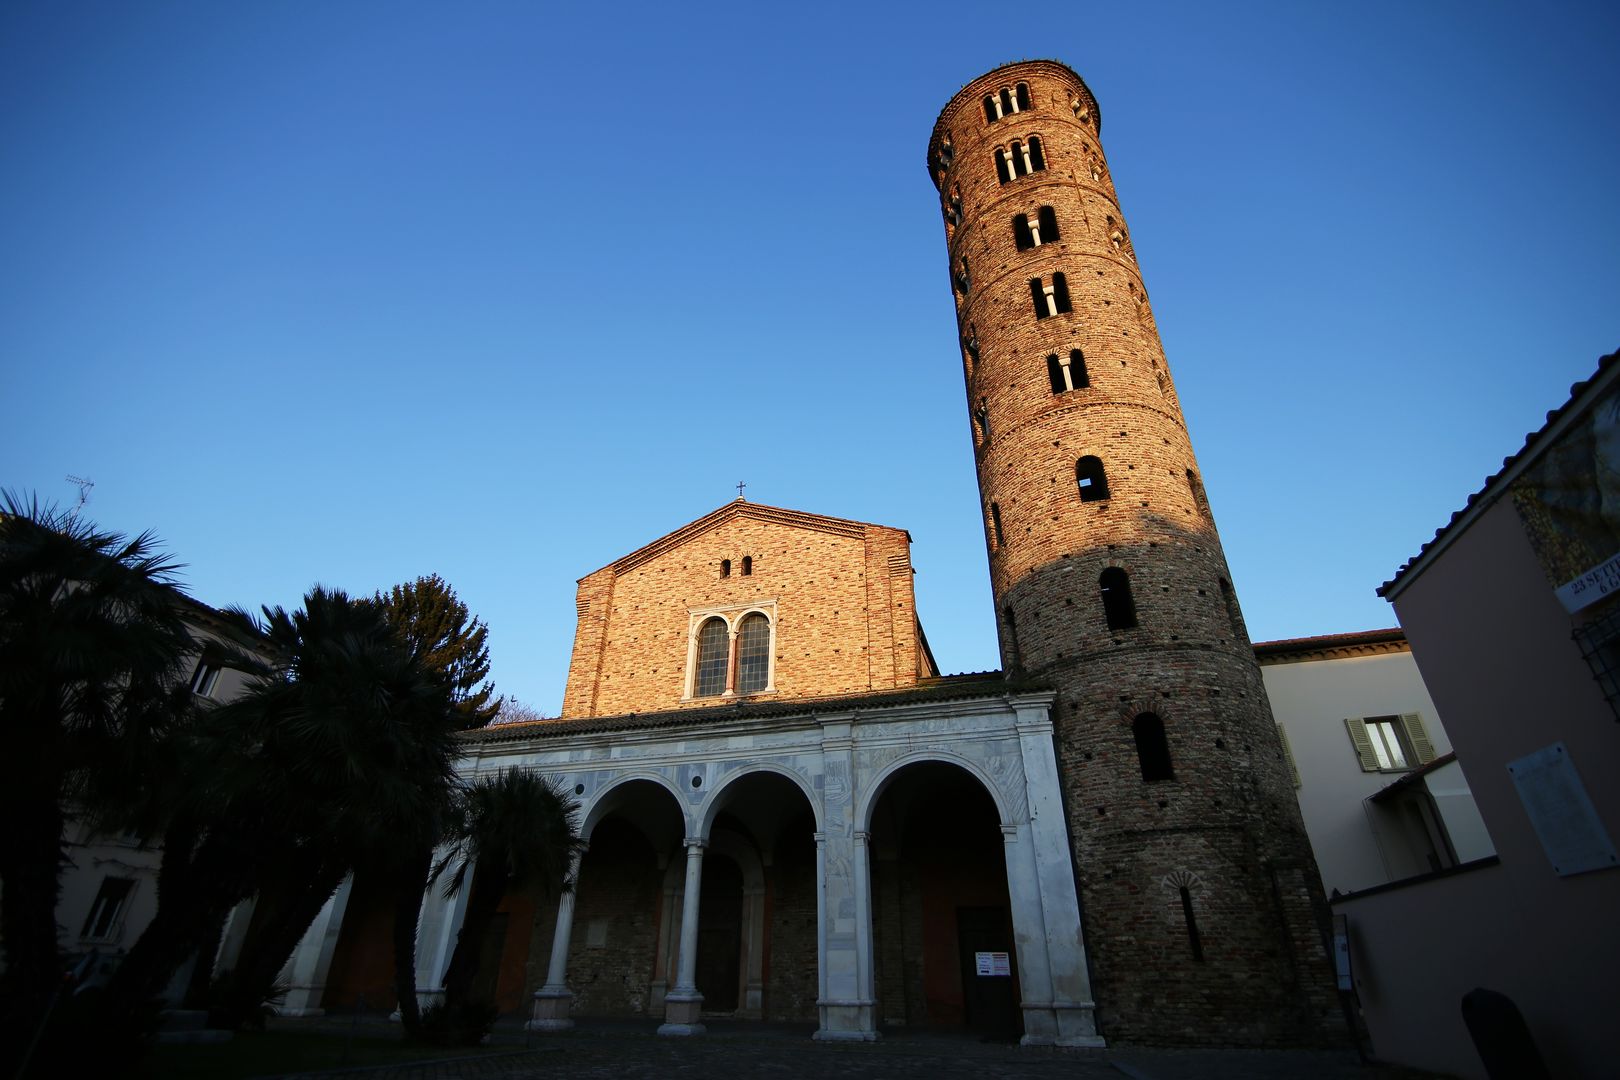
[1037,206,1059,243]
[1013,214,1034,251]
[735,612,770,693]
[1218,578,1244,640]
[1076,456,1109,501]
[1187,470,1210,517]
[990,502,1005,547]
[1003,605,1021,668]
[1100,567,1137,630]
[741,556,753,576]
[1179,886,1204,961]
[694,618,730,697]
[720,559,731,578]
[1133,713,1174,781]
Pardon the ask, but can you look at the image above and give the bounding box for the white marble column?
[528,844,587,1031]
[277,877,354,1016]
[813,719,878,1040]
[414,852,474,1013]
[658,838,707,1036]
[1016,705,1104,1046]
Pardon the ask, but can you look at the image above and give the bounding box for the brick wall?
[561,503,923,719]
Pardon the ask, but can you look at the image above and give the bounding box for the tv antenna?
[66,475,94,519]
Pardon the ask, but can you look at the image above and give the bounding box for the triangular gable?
[591,501,904,578]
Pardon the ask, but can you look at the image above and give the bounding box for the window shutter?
[1277,724,1301,788]
[1400,712,1436,766]
[1344,717,1379,772]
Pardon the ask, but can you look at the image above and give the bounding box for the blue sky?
[4,2,1617,714]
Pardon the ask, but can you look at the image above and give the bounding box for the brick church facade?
[289,60,1341,1047]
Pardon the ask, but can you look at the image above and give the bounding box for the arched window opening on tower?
[1107,216,1134,261]
[963,326,980,369]
[694,617,730,697]
[1071,95,1092,126]
[939,134,954,166]
[741,555,753,576]
[1013,206,1061,251]
[1048,349,1088,394]
[1133,713,1174,782]
[983,83,1031,123]
[1218,578,1245,641]
[1099,567,1137,631]
[955,257,971,296]
[720,559,731,578]
[997,137,1046,183]
[1186,470,1210,517]
[990,502,1005,548]
[1076,456,1109,501]
[735,612,769,693]
[974,398,992,445]
[1030,272,1071,319]
[945,185,962,227]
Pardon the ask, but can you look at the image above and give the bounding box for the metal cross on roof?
[736,480,746,500]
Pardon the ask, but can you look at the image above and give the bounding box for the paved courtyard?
[268,1017,1448,1080]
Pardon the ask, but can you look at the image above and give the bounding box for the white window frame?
[1345,713,1436,773]
[682,599,778,701]
[80,876,137,944]
[190,660,221,698]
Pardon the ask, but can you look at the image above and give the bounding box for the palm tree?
[99,586,463,1032]
[0,492,194,1068]
[434,768,583,1024]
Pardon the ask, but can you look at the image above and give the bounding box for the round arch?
[856,749,1015,834]
[697,762,821,840]
[580,771,690,842]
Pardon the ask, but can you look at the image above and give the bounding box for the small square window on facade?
[190,660,221,698]
[1345,713,1436,772]
[81,876,136,942]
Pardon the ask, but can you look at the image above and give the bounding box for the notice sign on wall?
[1508,742,1619,877]
[974,951,1011,977]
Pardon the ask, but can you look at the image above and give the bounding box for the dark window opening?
[963,327,980,369]
[1004,605,1021,669]
[81,877,135,940]
[1037,205,1059,242]
[995,149,1012,184]
[1218,578,1244,641]
[1187,470,1210,516]
[1179,885,1204,961]
[975,397,991,443]
[720,559,731,578]
[999,87,1015,116]
[741,556,753,576]
[990,502,1005,547]
[1015,82,1030,111]
[1133,712,1174,782]
[1013,214,1034,251]
[1030,273,1071,319]
[983,96,998,124]
[1028,136,1045,171]
[190,660,221,697]
[1076,456,1109,501]
[1100,567,1137,630]
[1047,350,1088,394]
[955,257,970,296]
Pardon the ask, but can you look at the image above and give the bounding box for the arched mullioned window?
[1076,456,1109,501]
[1030,272,1071,319]
[1048,349,1088,394]
[1107,216,1134,261]
[995,136,1046,184]
[1133,713,1174,781]
[694,618,730,697]
[983,82,1031,122]
[955,256,971,296]
[735,612,770,693]
[1100,567,1137,630]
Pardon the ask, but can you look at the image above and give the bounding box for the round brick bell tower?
[928,61,1342,1045]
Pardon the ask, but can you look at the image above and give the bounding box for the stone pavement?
[267,1016,1449,1080]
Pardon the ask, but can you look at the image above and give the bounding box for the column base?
[1017,1001,1105,1047]
[814,999,879,1041]
[528,986,575,1032]
[658,989,705,1036]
